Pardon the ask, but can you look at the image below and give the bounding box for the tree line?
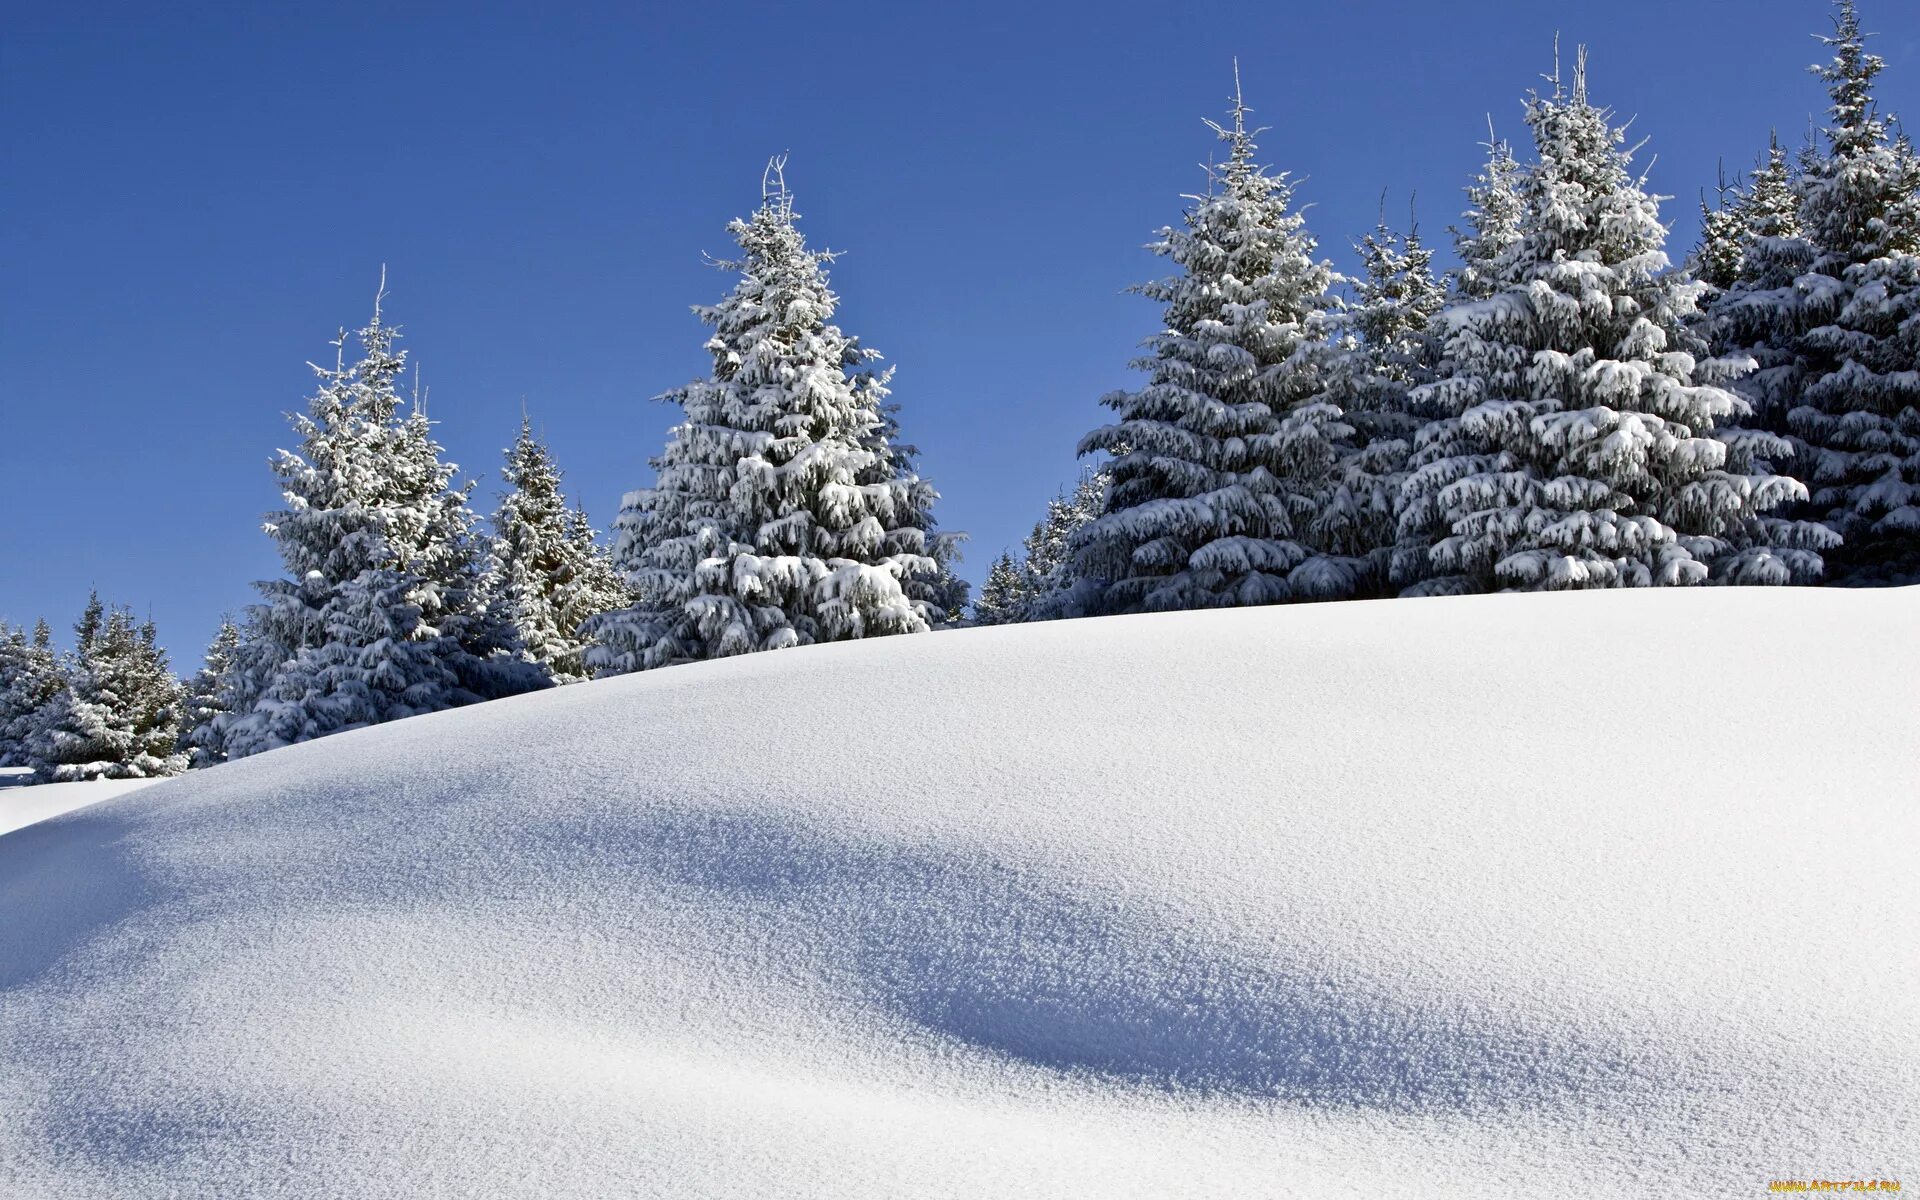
[1,0,1913,780]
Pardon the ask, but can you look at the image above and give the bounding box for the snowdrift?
[2,588,1915,1198]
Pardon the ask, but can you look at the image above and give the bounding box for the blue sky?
[3,0,1915,660]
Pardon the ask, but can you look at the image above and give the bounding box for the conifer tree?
[1693,165,1750,295]
[1705,135,1812,432]
[218,280,547,757]
[180,617,241,769]
[1452,126,1525,302]
[1317,208,1447,594]
[1781,0,1920,582]
[27,595,186,782]
[1694,136,1839,583]
[975,468,1108,624]
[973,554,1029,627]
[586,159,957,673]
[0,619,65,768]
[492,418,632,683]
[1070,72,1347,613]
[1401,49,1814,593]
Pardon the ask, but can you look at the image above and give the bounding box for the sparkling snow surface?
[2,588,1915,1198]
[0,776,157,837]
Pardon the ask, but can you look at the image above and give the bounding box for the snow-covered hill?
[2,588,1915,1198]
[0,775,158,838]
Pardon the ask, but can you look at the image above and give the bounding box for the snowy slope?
[1,588,1915,1198]
[0,776,157,837]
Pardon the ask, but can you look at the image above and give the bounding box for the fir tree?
[27,595,186,782]
[1070,71,1348,614]
[218,279,548,758]
[1705,135,1812,433]
[1316,206,1447,594]
[1452,124,1525,302]
[1696,135,1839,583]
[492,418,632,683]
[975,468,1108,625]
[972,553,1029,627]
[0,619,65,768]
[586,158,957,673]
[1783,0,1920,582]
[1401,48,1815,593]
[180,617,241,769]
[1693,164,1750,294]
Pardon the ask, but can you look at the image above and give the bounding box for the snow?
[0,775,156,837]
[2,586,1916,1198]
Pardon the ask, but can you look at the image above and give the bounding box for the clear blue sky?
[3,0,1915,661]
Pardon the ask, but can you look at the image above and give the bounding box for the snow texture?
[2,587,1915,1198]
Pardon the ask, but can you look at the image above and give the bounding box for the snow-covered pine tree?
[217,281,548,758]
[1780,0,1920,583]
[0,619,65,768]
[1069,71,1348,613]
[1704,134,1811,431]
[974,468,1109,625]
[585,158,957,673]
[1401,48,1815,593]
[179,616,240,769]
[1314,205,1448,594]
[1451,124,1525,302]
[492,418,632,683]
[1693,164,1750,295]
[1696,135,1839,584]
[972,554,1029,627]
[1026,467,1107,609]
[27,595,186,782]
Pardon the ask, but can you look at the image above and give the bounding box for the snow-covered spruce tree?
[492,418,632,683]
[0,618,65,767]
[217,284,547,758]
[972,553,1029,627]
[1400,49,1815,593]
[179,616,240,769]
[1313,207,1447,594]
[1693,135,1840,583]
[1069,76,1348,613]
[585,159,958,673]
[1704,135,1811,431]
[1693,164,1751,295]
[1781,0,1920,583]
[1024,467,1107,613]
[973,468,1109,625]
[1452,125,1526,303]
[27,596,186,782]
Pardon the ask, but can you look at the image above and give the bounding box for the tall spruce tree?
[1695,136,1840,583]
[1069,71,1348,613]
[1401,48,1815,593]
[217,281,547,758]
[179,617,241,769]
[585,159,957,673]
[1783,0,1920,582]
[0,619,65,768]
[1316,207,1447,594]
[1705,135,1812,433]
[27,595,186,782]
[492,418,632,683]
